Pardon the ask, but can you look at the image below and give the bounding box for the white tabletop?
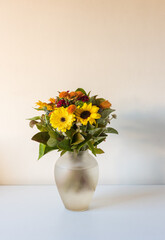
[0,185,165,240]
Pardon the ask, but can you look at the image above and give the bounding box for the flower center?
[80,111,91,119]
[60,117,66,122]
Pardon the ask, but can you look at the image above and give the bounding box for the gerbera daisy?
[75,103,101,125]
[50,107,75,132]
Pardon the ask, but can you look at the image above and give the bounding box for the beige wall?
[0,0,165,184]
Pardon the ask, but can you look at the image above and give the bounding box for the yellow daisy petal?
[75,103,101,125]
[90,105,99,113]
[50,107,75,132]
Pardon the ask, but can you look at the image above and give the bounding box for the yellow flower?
[36,100,46,109]
[49,98,56,104]
[50,107,75,132]
[75,103,101,125]
[46,104,54,111]
[36,100,54,111]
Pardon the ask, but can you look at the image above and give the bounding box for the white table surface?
[0,185,165,240]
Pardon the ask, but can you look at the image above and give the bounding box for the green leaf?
[29,120,38,128]
[38,143,46,160]
[65,128,76,139]
[100,132,108,137]
[94,135,107,142]
[94,136,106,146]
[80,124,88,134]
[97,122,107,128]
[100,108,115,118]
[72,132,85,145]
[95,148,104,154]
[95,98,105,106]
[44,146,55,154]
[89,95,97,105]
[87,91,91,97]
[60,150,67,156]
[33,108,44,111]
[57,139,71,151]
[97,118,106,125]
[49,130,64,141]
[88,128,104,137]
[31,132,50,144]
[87,141,96,156]
[38,143,55,160]
[36,123,48,132]
[27,116,41,120]
[87,123,95,130]
[76,101,84,107]
[76,134,92,151]
[47,137,58,148]
[105,127,118,134]
[75,88,87,95]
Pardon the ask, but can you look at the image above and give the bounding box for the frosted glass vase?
[54,150,99,211]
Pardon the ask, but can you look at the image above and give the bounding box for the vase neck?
[56,150,97,170]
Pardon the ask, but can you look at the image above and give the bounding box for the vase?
[54,150,99,211]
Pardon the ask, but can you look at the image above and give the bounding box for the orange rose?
[100,100,111,109]
[67,105,76,114]
[69,91,77,98]
[76,91,84,97]
[59,91,69,98]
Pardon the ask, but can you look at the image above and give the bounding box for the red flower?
[77,95,89,102]
[57,99,69,107]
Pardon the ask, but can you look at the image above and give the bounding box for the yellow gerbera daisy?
[50,107,75,132]
[75,103,101,125]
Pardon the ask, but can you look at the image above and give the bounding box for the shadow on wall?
[119,107,165,183]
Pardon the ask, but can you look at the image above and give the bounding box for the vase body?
[54,151,99,211]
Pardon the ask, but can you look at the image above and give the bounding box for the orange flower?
[67,105,76,114]
[69,91,77,98]
[59,91,69,98]
[76,91,84,97]
[46,104,54,111]
[49,98,56,104]
[100,100,111,109]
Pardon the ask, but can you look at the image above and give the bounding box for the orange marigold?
[67,105,76,114]
[100,100,112,109]
[76,91,84,97]
[69,91,77,98]
[59,91,69,98]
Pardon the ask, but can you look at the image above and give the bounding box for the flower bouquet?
[28,88,118,158]
[28,88,118,211]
